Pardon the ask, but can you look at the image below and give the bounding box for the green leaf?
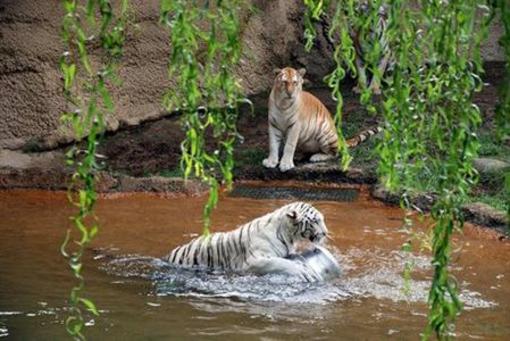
[79,297,100,316]
[98,82,114,112]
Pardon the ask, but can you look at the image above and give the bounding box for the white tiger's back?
[165,202,329,276]
[166,208,284,271]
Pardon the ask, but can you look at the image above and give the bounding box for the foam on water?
[97,247,496,310]
[0,326,8,338]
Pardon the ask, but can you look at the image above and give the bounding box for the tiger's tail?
[346,126,383,148]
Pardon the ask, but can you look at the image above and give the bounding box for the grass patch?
[158,168,184,178]
[349,137,380,166]
[478,132,510,162]
[342,108,381,169]
[471,167,509,213]
[235,147,266,168]
[343,110,369,138]
[470,193,508,212]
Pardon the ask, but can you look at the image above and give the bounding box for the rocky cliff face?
[0,0,335,150]
[0,0,505,151]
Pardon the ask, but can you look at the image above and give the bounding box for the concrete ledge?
[462,202,508,229]
[116,175,207,196]
[371,185,508,231]
[0,149,207,196]
[0,149,506,231]
[236,161,377,184]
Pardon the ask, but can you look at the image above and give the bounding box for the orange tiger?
[263,67,381,172]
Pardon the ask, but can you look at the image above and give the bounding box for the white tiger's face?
[287,203,328,244]
[273,67,306,100]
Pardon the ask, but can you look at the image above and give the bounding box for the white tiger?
[165,202,329,282]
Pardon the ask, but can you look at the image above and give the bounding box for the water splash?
[0,325,8,338]
[95,247,496,310]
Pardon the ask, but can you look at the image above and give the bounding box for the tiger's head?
[284,202,328,244]
[272,67,306,102]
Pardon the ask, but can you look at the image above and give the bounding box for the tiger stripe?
[165,202,329,273]
[346,126,383,148]
[264,67,383,172]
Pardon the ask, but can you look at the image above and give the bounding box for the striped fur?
[263,67,339,172]
[346,126,383,148]
[263,67,382,172]
[351,2,390,94]
[165,202,328,281]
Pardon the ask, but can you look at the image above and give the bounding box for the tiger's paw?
[262,157,278,168]
[279,159,295,172]
[292,264,322,283]
[310,153,334,163]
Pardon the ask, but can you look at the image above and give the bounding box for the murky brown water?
[0,185,509,340]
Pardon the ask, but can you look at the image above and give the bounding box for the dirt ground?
[98,64,507,178]
[98,81,380,177]
[93,64,509,231]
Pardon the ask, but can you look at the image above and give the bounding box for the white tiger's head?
[273,67,306,101]
[284,202,328,244]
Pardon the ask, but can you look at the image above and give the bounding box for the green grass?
[471,167,509,213]
[235,147,266,168]
[350,137,380,165]
[342,114,509,214]
[478,132,510,162]
[159,168,184,178]
[342,108,381,170]
[470,193,508,212]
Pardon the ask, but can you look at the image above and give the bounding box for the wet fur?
[165,202,328,282]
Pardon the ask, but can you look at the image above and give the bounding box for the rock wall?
[0,0,505,151]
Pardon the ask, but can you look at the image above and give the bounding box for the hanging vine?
[305,0,494,339]
[60,0,128,338]
[304,0,353,170]
[303,0,330,51]
[382,0,490,338]
[160,0,247,235]
[303,0,386,170]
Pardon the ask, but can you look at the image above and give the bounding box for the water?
[0,186,509,339]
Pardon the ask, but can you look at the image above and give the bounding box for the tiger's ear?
[298,68,306,77]
[287,210,302,222]
[273,68,282,75]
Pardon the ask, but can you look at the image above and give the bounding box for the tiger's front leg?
[353,54,368,94]
[246,256,322,282]
[279,124,301,172]
[262,125,282,168]
[368,52,390,95]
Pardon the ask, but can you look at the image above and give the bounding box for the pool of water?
[0,186,509,339]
